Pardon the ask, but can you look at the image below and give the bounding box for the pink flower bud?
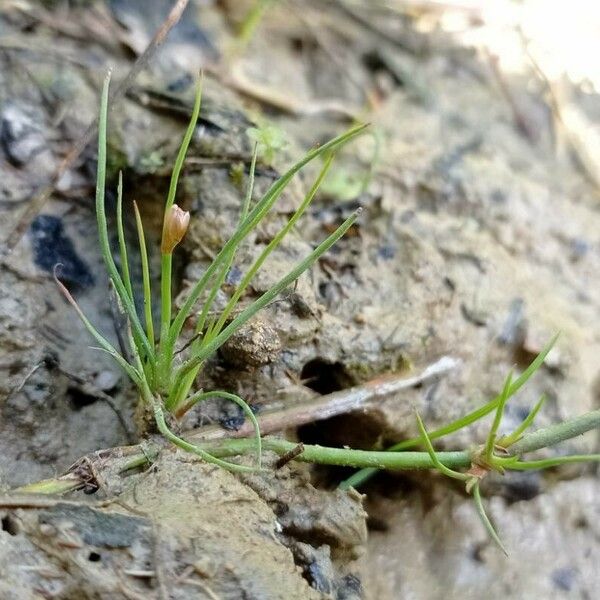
[161,204,190,254]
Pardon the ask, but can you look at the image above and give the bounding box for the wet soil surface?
[1,1,599,598]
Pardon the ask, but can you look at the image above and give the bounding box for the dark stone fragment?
[307,561,333,594]
[39,504,149,548]
[551,567,577,591]
[337,573,364,600]
[29,215,94,288]
[218,401,256,431]
[0,103,46,167]
[378,244,396,260]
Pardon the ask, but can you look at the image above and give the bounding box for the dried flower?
[161,204,190,254]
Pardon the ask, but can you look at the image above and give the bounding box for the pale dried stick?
[188,356,460,442]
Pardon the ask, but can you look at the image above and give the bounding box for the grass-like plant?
[56,72,366,473]
[338,337,557,491]
[196,334,599,553]
[52,73,600,553]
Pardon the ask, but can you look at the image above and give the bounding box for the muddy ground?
[0,1,599,599]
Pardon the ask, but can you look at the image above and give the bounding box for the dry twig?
[189,355,459,442]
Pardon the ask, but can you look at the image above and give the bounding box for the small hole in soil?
[470,542,487,563]
[362,50,405,86]
[297,359,396,488]
[297,413,392,488]
[67,386,99,409]
[290,36,304,53]
[298,412,384,449]
[300,359,351,395]
[8,364,22,376]
[1,515,20,536]
[297,412,388,488]
[88,551,102,562]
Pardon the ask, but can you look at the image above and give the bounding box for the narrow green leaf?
[498,394,546,448]
[55,272,141,385]
[170,148,261,410]
[95,72,154,363]
[340,334,559,489]
[484,370,513,461]
[508,454,600,470]
[152,400,260,473]
[116,171,133,300]
[176,209,361,381]
[158,76,203,373]
[164,75,203,215]
[472,483,508,556]
[175,390,262,468]
[208,151,336,342]
[415,411,469,481]
[197,146,259,338]
[168,123,368,351]
[133,201,155,346]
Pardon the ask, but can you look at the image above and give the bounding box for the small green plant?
[53,73,600,554]
[339,337,557,490]
[335,335,600,552]
[56,72,366,473]
[322,127,382,201]
[246,120,287,165]
[195,335,599,553]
